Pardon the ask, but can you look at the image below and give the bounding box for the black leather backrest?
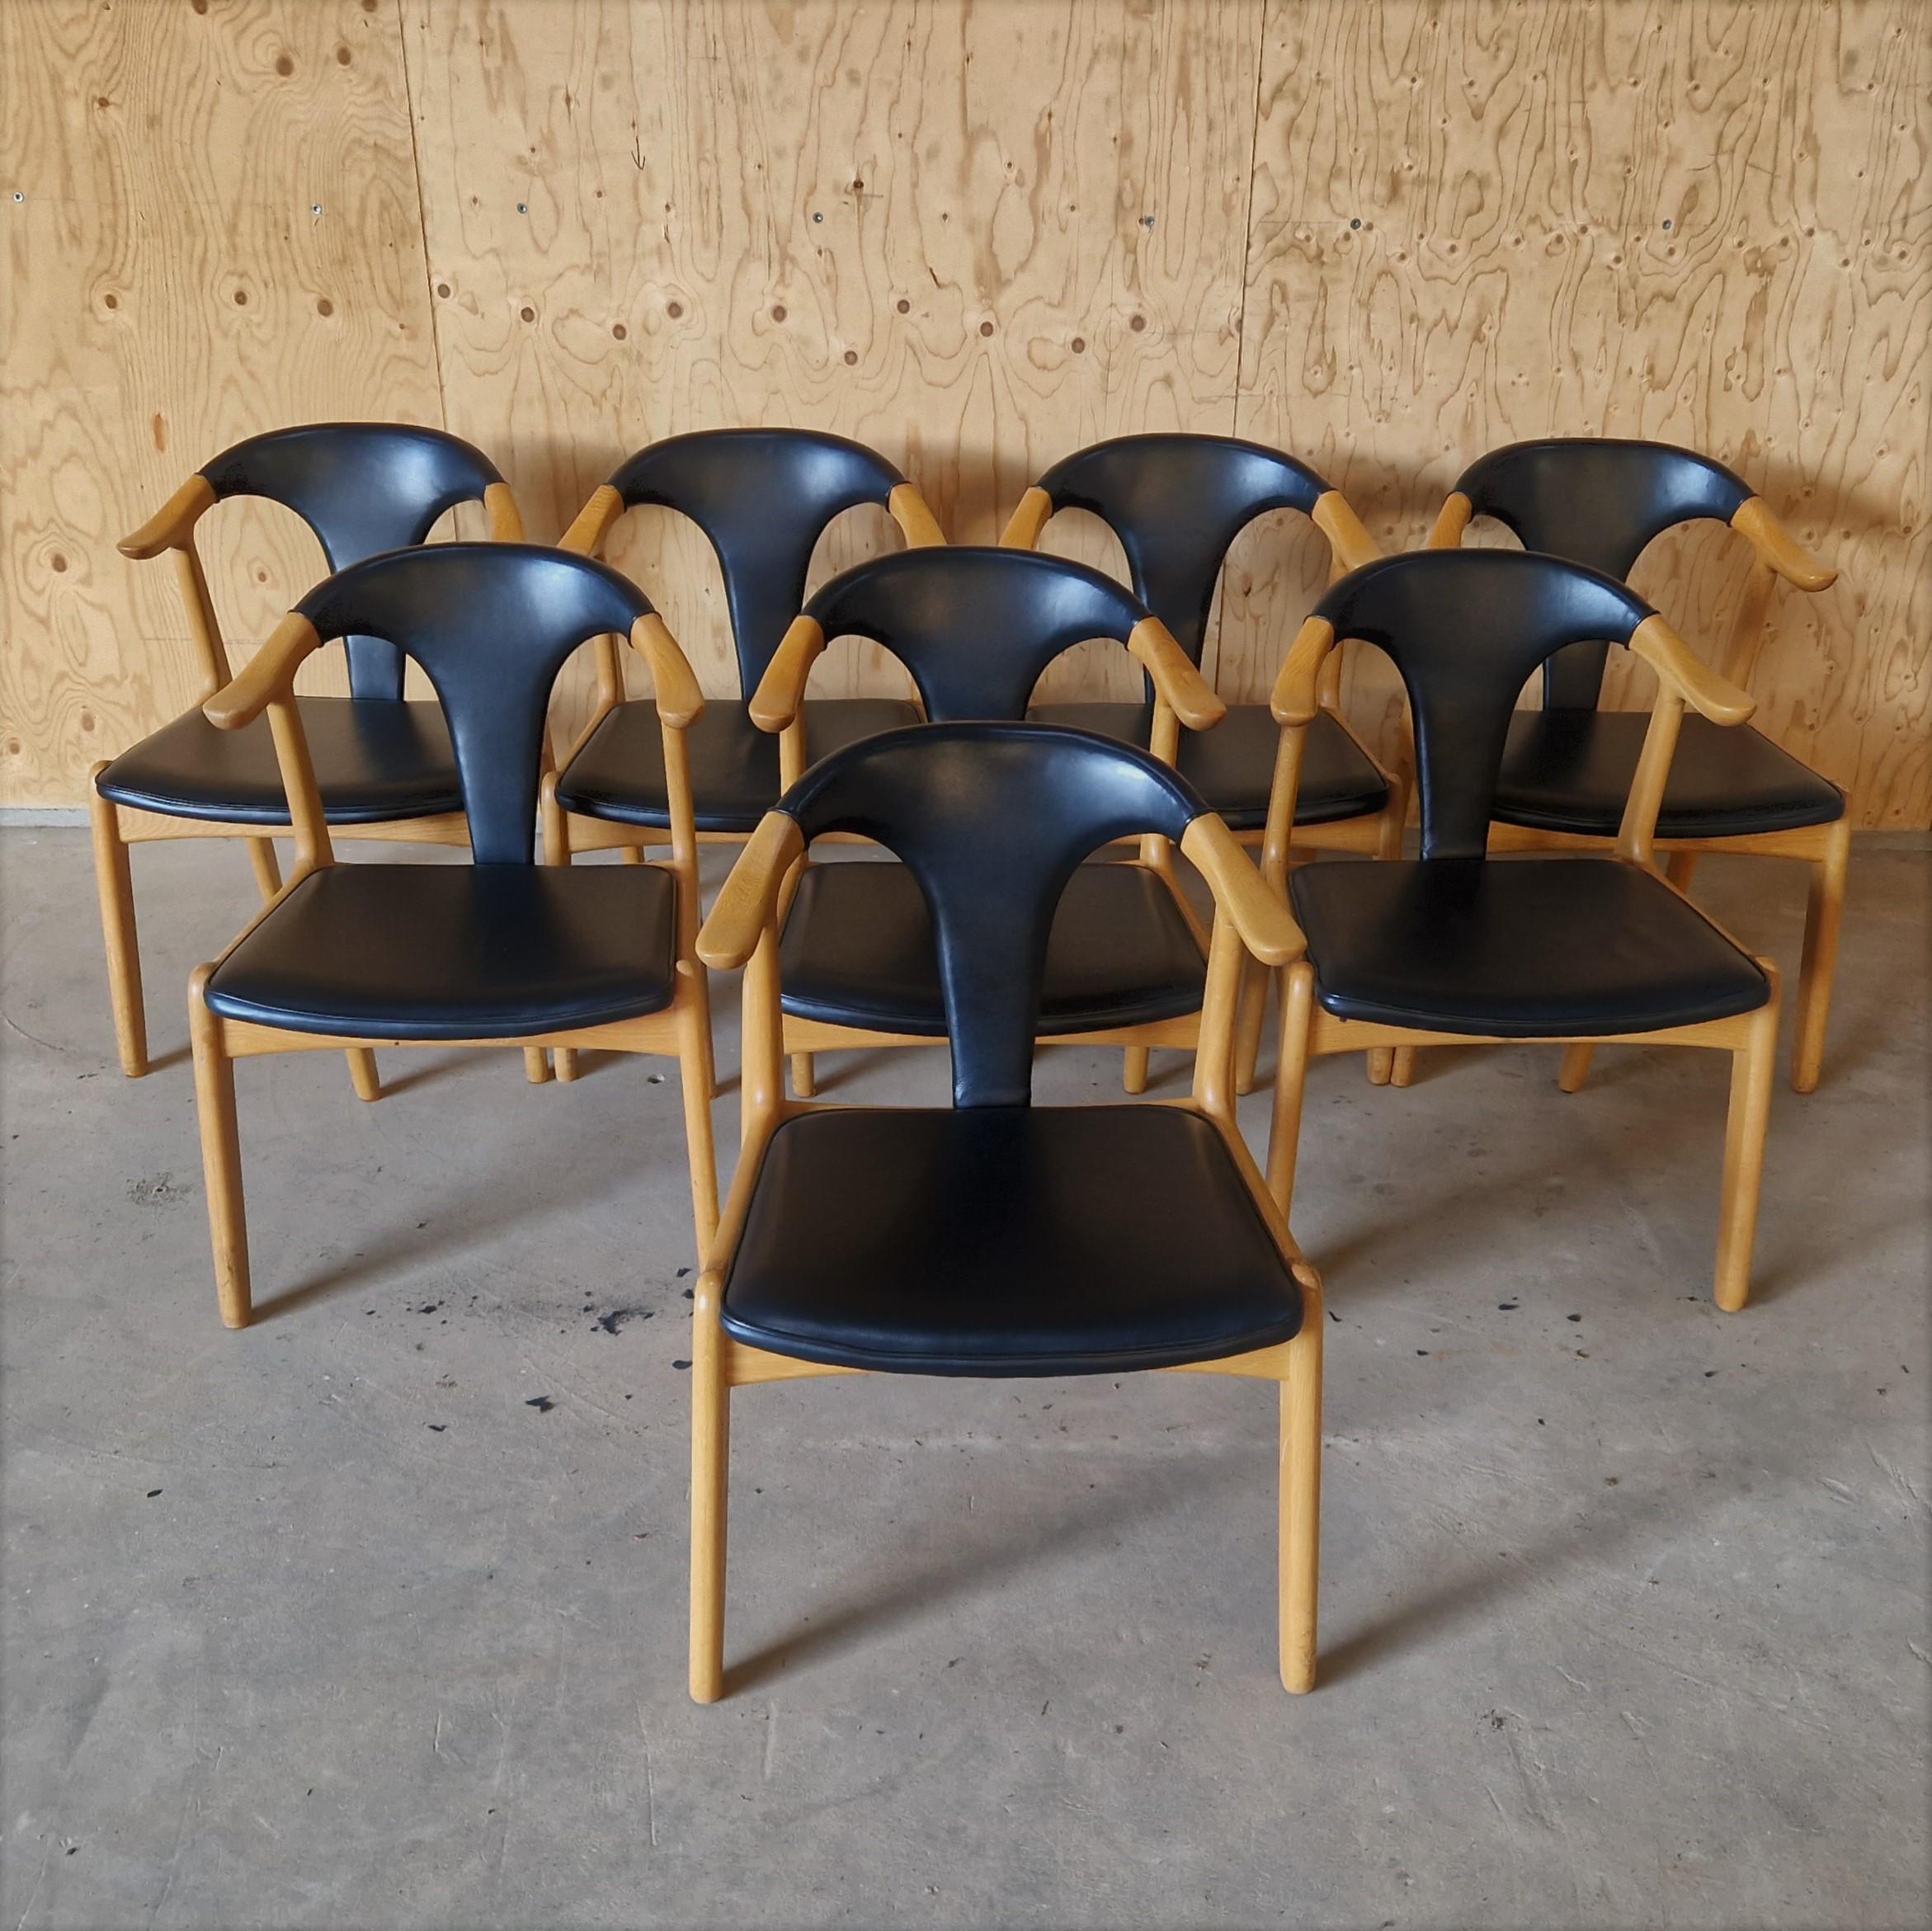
[803,548,1151,721]
[1453,439,1751,708]
[1313,552,1656,861]
[781,723,1201,1107]
[295,545,652,864]
[606,430,907,694]
[200,423,507,702]
[1036,434,1331,662]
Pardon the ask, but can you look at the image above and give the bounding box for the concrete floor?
[1,827,1926,1930]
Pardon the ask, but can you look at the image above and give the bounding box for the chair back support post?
[172,541,234,693]
[1190,907,1247,1126]
[263,695,334,872]
[1617,687,1688,869]
[740,926,788,1144]
[1718,558,1779,688]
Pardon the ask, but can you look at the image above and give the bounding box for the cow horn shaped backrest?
[200,423,507,701]
[1450,438,1752,709]
[605,429,907,694]
[1312,551,1657,861]
[779,723,1201,1106]
[295,544,653,864]
[803,549,1153,722]
[1035,433,1331,663]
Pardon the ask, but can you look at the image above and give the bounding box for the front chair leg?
[689,1288,731,1703]
[1713,967,1781,1313]
[1557,1043,1595,1094]
[1279,1281,1324,1694]
[189,968,251,1330]
[88,779,148,1078]
[1266,961,1316,1214]
[523,1048,552,1085]
[1793,817,1850,1095]
[346,1048,381,1101]
[1388,1047,1418,1087]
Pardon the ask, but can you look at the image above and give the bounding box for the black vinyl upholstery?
[779,859,1205,1037]
[95,695,459,826]
[1028,700,1386,830]
[1290,856,1769,1036]
[777,724,1203,1108]
[554,696,918,834]
[1450,438,1752,710]
[1495,709,1845,839]
[721,1104,1302,1377]
[205,862,677,1039]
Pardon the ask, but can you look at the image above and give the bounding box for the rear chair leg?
[543,784,582,1084]
[88,779,147,1077]
[791,1053,818,1100]
[1713,967,1780,1313]
[189,968,252,1330]
[690,1288,730,1703]
[1388,1047,1418,1087]
[1266,962,1316,1215]
[524,1048,552,1085]
[1279,1284,1323,1694]
[347,1049,381,1101]
[1557,1043,1595,1094]
[1123,1046,1151,1096]
[246,836,282,900]
[1792,817,1849,1095]
[1664,850,1699,892]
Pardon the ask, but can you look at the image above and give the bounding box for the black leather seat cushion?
[555,695,921,834]
[779,860,1206,1036]
[95,697,459,827]
[1290,855,1769,1037]
[205,863,677,1039]
[1028,700,1387,830]
[1495,710,1845,839]
[723,1104,1303,1375]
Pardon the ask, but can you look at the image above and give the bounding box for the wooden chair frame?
[687,805,1325,1700]
[1001,484,1411,1092]
[97,474,524,1088]
[1429,489,1842,1094]
[1262,609,1782,1312]
[186,606,719,1331]
[745,605,1229,1100]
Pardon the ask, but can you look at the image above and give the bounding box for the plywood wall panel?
[0,0,447,803]
[2,0,1925,824]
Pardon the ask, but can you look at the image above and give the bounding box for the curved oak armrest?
[120,474,218,558]
[1180,814,1306,967]
[1311,490,1381,573]
[1628,614,1755,727]
[559,483,626,558]
[629,613,704,729]
[748,615,827,733]
[1425,491,1474,550]
[888,482,947,549]
[997,485,1054,552]
[1128,617,1224,732]
[697,812,807,970]
[483,482,525,543]
[1732,497,1835,591]
[1270,616,1337,727]
[203,612,324,729]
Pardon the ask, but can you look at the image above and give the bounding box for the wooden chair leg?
[1265,961,1316,1214]
[1713,969,1780,1313]
[1123,1046,1151,1095]
[246,836,282,901]
[542,788,581,1084]
[523,1048,552,1084]
[1664,850,1699,892]
[347,1048,381,1101]
[1365,1047,1393,1086]
[1388,1047,1418,1087]
[1792,817,1850,1095]
[1557,1043,1595,1093]
[791,1052,818,1099]
[690,1295,730,1703]
[1279,1304,1323,1695]
[1234,956,1270,1096]
[678,1010,722,1258]
[87,781,148,1077]
[189,968,251,1330]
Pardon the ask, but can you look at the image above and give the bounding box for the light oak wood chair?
[186,545,718,1329]
[999,432,1405,1090]
[745,546,1228,1099]
[690,722,1323,1700]
[1265,550,1780,1313]
[1429,438,1842,1094]
[97,424,524,1096]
